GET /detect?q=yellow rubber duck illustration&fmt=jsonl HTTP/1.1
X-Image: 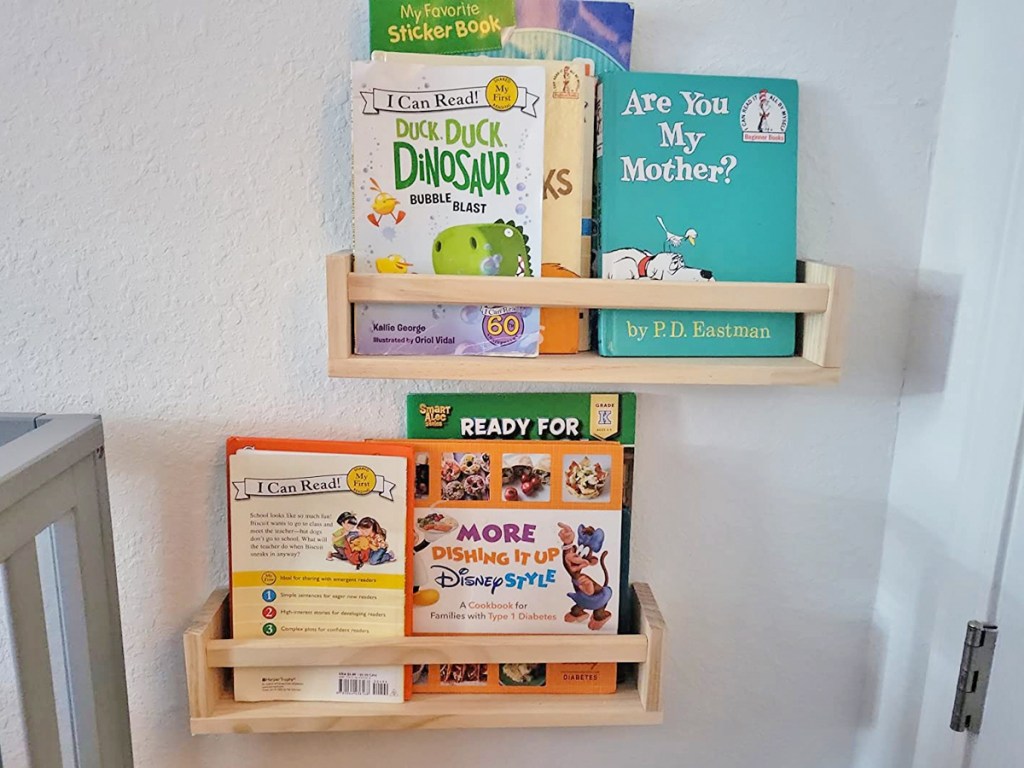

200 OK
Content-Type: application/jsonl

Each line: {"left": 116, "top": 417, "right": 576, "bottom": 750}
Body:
{"left": 367, "top": 177, "right": 406, "bottom": 227}
{"left": 375, "top": 255, "right": 414, "bottom": 274}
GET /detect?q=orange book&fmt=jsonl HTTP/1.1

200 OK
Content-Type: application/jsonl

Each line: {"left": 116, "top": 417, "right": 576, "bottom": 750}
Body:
{"left": 226, "top": 437, "right": 414, "bottom": 702}
{"left": 540, "top": 263, "right": 589, "bottom": 355}
{"left": 378, "top": 439, "right": 623, "bottom": 694}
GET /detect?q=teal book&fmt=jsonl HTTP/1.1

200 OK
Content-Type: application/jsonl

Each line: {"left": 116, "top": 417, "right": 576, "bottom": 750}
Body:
{"left": 595, "top": 72, "right": 798, "bottom": 356}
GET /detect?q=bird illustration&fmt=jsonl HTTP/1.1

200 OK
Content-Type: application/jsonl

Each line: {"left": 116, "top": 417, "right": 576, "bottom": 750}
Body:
{"left": 375, "top": 254, "right": 414, "bottom": 274}
{"left": 657, "top": 216, "right": 697, "bottom": 248}
{"left": 367, "top": 178, "right": 406, "bottom": 227}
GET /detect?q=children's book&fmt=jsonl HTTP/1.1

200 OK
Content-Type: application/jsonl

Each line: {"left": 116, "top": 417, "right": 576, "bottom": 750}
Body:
{"left": 227, "top": 437, "right": 414, "bottom": 703}
{"left": 379, "top": 438, "right": 623, "bottom": 694}
{"left": 374, "top": 51, "right": 597, "bottom": 353}
{"left": 595, "top": 72, "right": 799, "bottom": 357}
{"left": 479, "top": 1, "right": 635, "bottom": 77}
{"left": 352, "top": 59, "right": 546, "bottom": 357}
{"left": 406, "top": 391, "right": 636, "bottom": 631}
{"left": 410, "top": 658, "right": 615, "bottom": 694}
{"left": 369, "top": 0, "right": 516, "bottom": 56}
{"left": 366, "top": 0, "right": 634, "bottom": 78}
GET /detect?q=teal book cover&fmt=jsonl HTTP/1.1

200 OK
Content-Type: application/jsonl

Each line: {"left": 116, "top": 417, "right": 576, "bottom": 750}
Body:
{"left": 595, "top": 72, "right": 798, "bottom": 357}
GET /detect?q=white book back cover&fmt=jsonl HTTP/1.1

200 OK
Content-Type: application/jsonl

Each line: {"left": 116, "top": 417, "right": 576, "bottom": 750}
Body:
{"left": 229, "top": 447, "right": 409, "bottom": 703}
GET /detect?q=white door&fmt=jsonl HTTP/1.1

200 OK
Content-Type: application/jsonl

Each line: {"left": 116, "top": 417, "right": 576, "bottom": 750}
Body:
{"left": 898, "top": 177, "right": 1024, "bottom": 767}
{"left": 968, "top": 460, "right": 1024, "bottom": 766}
{"left": 855, "top": 0, "right": 1024, "bottom": 764}
{"left": 903, "top": 38, "right": 1024, "bottom": 768}
{"left": 906, "top": 116, "right": 1024, "bottom": 768}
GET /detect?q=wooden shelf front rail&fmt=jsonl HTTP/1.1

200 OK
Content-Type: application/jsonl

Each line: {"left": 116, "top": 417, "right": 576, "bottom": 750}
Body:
{"left": 184, "top": 582, "right": 666, "bottom": 733}
{"left": 348, "top": 271, "right": 830, "bottom": 313}
{"left": 208, "top": 633, "right": 648, "bottom": 668}
{"left": 326, "top": 253, "right": 853, "bottom": 386}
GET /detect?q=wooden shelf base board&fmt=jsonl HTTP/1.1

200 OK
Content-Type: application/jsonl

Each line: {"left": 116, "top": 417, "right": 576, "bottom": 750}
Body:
{"left": 329, "top": 350, "right": 840, "bottom": 386}
{"left": 191, "top": 686, "right": 662, "bottom": 734}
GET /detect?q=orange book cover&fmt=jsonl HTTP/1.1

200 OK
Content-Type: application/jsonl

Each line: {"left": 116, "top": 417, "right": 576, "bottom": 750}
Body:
{"left": 378, "top": 439, "right": 623, "bottom": 694}
{"left": 226, "top": 436, "right": 415, "bottom": 702}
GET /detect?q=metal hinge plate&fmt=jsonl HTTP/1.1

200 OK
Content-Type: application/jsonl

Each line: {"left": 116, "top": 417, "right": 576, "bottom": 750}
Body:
{"left": 950, "top": 621, "right": 999, "bottom": 734}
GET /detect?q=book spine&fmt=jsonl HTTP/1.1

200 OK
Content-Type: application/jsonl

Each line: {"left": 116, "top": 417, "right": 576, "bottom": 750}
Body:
{"left": 593, "top": 79, "right": 613, "bottom": 355}
{"left": 593, "top": 80, "right": 605, "bottom": 264}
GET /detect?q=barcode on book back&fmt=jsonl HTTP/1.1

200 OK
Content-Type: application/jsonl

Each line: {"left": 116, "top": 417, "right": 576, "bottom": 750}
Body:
{"left": 338, "top": 676, "right": 391, "bottom": 697}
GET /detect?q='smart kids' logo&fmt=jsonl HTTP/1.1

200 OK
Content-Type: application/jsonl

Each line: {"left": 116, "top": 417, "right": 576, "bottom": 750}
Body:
{"left": 739, "top": 89, "right": 789, "bottom": 143}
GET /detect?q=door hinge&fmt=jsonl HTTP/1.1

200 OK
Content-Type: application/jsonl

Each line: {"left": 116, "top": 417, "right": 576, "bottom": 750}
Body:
{"left": 950, "top": 621, "right": 998, "bottom": 734}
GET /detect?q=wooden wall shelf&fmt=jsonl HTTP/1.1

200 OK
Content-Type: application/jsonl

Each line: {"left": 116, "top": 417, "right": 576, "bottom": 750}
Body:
{"left": 184, "top": 583, "right": 665, "bottom": 734}
{"left": 326, "top": 253, "right": 852, "bottom": 386}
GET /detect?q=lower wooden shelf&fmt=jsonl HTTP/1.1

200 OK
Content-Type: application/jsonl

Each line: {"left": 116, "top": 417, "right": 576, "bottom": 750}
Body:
{"left": 185, "top": 583, "right": 665, "bottom": 734}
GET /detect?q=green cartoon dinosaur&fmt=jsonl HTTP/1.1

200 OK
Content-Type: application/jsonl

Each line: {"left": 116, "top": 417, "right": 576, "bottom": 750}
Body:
{"left": 431, "top": 220, "right": 533, "bottom": 277}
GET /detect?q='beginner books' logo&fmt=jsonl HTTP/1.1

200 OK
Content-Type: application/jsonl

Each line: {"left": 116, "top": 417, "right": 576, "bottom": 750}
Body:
{"left": 739, "top": 89, "right": 790, "bottom": 143}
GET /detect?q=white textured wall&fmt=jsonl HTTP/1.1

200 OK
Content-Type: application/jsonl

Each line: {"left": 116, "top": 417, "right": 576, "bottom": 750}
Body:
{"left": 0, "top": 1, "right": 953, "bottom": 766}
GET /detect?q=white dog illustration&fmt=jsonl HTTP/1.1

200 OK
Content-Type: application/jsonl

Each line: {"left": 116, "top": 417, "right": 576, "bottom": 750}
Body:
{"left": 603, "top": 246, "right": 714, "bottom": 282}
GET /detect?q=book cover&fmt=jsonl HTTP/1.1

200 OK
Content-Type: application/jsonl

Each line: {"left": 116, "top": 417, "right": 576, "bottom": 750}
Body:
{"left": 539, "top": 58, "right": 596, "bottom": 353}
{"left": 479, "top": 0, "right": 635, "bottom": 77}
{"left": 380, "top": 438, "right": 623, "bottom": 694}
{"left": 374, "top": 51, "right": 596, "bottom": 353}
{"left": 227, "top": 437, "right": 414, "bottom": 703}
{"left": 595, "top": 72, "right": 799, "bottom": 357}
{"left": 352, "top": 59, "right": 547, "bottom": 356}
{"left": 410, "top": 658, "right": 616, "bottom": 694}
{"left": 369, "top": 0, "right": 516, "bottom": 55}
{"left": 367, "top": 1, "right": 634, "bottom": 77}
{"left": 406, "top": 391, "right": 636, "bottom": 631}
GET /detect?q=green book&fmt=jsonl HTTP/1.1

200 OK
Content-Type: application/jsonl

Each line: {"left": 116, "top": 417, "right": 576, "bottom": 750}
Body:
{"left": 406, "top": 392, "right": 637, "bottom": 635}
{"left": 369, "top": 0, "right": 515, "bottom": 55}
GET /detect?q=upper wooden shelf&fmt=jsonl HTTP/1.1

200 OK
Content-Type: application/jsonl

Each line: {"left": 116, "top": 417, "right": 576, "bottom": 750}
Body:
{"left": 327, "top": 253, "right": 852, "bottom": 386}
